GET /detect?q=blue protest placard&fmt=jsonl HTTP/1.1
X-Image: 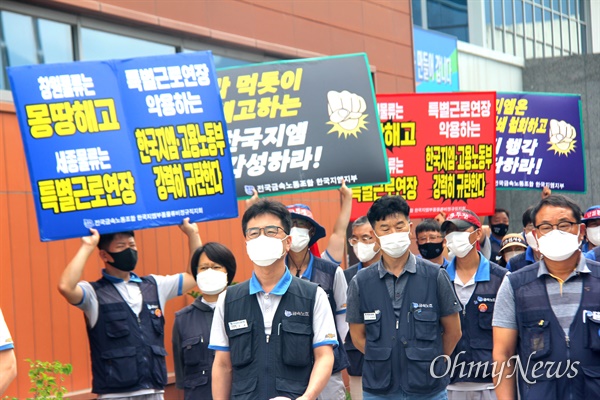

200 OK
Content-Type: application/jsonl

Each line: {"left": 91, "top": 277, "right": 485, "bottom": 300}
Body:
{"left": 495, "top": 93, "right": 586, "bottom": 193}
{"left": 217, "top": 53, "right": 389, "bottom": 198}
{"left": 8, "top": 51, "right": 238, "bottom": 241}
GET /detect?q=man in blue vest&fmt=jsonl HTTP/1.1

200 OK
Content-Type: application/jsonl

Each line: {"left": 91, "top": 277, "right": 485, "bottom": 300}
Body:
{"left": 582, "top": 205, "right": 600, "bottom": 261}
{"left": 441, "top": 210, "right": 508, "bottom": 399}
{"left": 493, "top": 194, "right": 600, "bottom": 399}
{"left": 345, "top": 216, "right": 382, "bottom": 400}
{"left": 285, "top": 203, "right": 350, "bottom": 400}
{"left": 416, "top": 219, "right": 449, "bottom": 268}
{"left": 210, "top": 199, "right": 337, "bottom": 400}
{"left": 346, "top": 195, "right": 462, "bottom": 399}
{"left": 506, "top": 206, "right": 542, "bottom": 272}
{"left": 57, "top": 219, "right": 200, "bottom": 399}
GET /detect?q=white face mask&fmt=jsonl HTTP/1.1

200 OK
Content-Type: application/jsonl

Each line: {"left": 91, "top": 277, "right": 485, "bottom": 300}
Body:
{"left": 196, "top": 269, "right": 228, "bottom": 295}
{"left": 525, "top": 231, "right": 538, "bottom": 251}
{"left": 537, "top": 229, "right": 581, "bottom": 261}
{"left": 246, "top": 235, "right": 286, "bottom": 267}
{"left": 446, "top": 231, "right": 476, "bottom": 258}
{"left": 587, "top": 226, "right": 600, "bottom": 247}
{"left": 353, "top": 242, "right": 379, "bottom": 263}
{"left": 290, "top": 227, "right": 311, "bottom": 252}
{"left": 503, "top": 250, "right": 523, "bottom": 263}
{"left": 375, "top": 231, "right": 411, "bottom": 258}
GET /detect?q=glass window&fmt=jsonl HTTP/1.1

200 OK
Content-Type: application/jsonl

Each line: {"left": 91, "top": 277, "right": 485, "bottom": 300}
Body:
{"left": 525, "top": 2, "right": 534, "bottom": 37}
{"left": 427, "top": 0, "right": 469, "bottom": 42}
{"left": 412, "top": 0, "right": 423, "bottom": 26}
{"left": 81, "top": 28, "right": 175, "bottom": 61}
{"left": 1, "top": 11, "right": 37, "bottom": 67}
{"left": 38, "top": 19, "right": 74, "bottom": 64}
{"left": 494, "top": 0, "right": 503, "bottom": 27}
{"left": 504, "top": 0, "right": 514, "bottom": 27}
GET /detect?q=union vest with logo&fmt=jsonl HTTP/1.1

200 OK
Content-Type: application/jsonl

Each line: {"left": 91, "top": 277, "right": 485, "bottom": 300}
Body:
{"left": 224, "top": 277, "right": 318, "bottom": 400}
{"left": 88, "top": 276, "right": 167, "bottom": 394}
{"left": 509, "top": 259, "right": 600, "bottom": 399}
{"left": 173, "top": 300, "right": 214, "bottom": 400}
{"left": 451, "top": 261, "right": 507, "bottom": 384}
{"left": 308, "top": 256, "right": 350, "bottom": 374}
{"left": 356, "top": 259, "right": 449, "bottom": 395}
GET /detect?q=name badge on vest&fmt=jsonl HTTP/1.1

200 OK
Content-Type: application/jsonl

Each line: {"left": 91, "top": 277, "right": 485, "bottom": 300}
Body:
{"left": 364, "top": 310, "right": 380, "bottom": 321}
{"left": 584, "top": 310, "right": 600, "bottom": 323}
{"left": 228, "top": 319, "right": 248, "bottom": 330}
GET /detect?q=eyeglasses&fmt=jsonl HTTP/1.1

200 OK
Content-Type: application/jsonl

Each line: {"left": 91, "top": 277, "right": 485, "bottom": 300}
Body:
{"left": 348, "top": 237, "right": 374, "bottom": 246}
{"left": 245, "top": 225, "right": 287, "bottom": 239}
{"left": 416, "top": 235, "right": 443, "bottom": 245}
{"left": 198, "top": 264, "right": 225, "bottom": 272}
{"left": 535, "top": 221, "right": 578, "bottom": 235}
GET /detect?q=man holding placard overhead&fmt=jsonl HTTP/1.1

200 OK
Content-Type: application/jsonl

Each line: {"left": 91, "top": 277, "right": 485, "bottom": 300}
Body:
{"left": 57, "top": 219, "right": 200, "bottom": 400}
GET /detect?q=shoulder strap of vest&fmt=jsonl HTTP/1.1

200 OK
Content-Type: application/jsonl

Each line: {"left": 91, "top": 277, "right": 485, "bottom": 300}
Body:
{"left": 312, "top": 257, "right": 338, "bottom": 275}
{"left": 489, "top": 262, "right": 509, "bottom": 279}
{"left": 225, "top": 280, "right": 250, "bottom": 303}
{"left": 587, "top": 258, "right": 600, "bottom": 278}
{"left": 507, "top": 263, "right": 539, "bottom": 289}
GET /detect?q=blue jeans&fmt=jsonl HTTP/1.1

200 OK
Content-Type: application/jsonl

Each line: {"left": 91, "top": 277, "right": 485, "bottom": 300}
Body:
{"left": 363, "top": 388, "right": 448, "bottom": 400}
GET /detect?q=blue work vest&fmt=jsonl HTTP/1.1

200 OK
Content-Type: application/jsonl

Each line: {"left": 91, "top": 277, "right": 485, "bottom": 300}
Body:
{"left": 356, "top": 261, "right": 448, "bottom": 395}
{"left": 344, "top": 263, "right": 364, "bottom": 376}
{"left": 450, "top": 262, "right": 507, "bottom": 384}
{"left": 88, "top": 276, "right": 167, "bottom": 395}
{"left": 309, "top": 256, "right": 350, "bottom": 374}
{"left": 509, "top": 260, "right": 600, "bottom": 399}
{"left": 510, "top": 251, "right": 535, "bottom": 272}
{"left": 173, "top": 299, "right": 214, "bottom": 400}
{"left": 224, "top": 277, "right": 318, "bottom": 400}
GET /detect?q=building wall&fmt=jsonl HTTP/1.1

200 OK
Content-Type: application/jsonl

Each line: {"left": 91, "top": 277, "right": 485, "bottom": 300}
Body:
{"left": 457, "top": 41, "right": 524, "bottom": 92}
{"left": 0, "top": 0, "right": 415, "bottom": 397}
{"left": 497, "top": 53, "right": 600, "bottom": 229}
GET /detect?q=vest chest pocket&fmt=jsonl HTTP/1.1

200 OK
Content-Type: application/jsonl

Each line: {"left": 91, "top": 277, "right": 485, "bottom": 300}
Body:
{"left": 523, "top": 319, "right": 551, "bottom": 359}
{"left": 105, "top": 311, "right": 129, "bottom": 339}
{"left": 364, "top": 311, "right": 381, "bottom": 342}
{"left": 101, "top": 346, "right": 138, "bottom": 388}
{"left": 228, "top": 323, "right": 253, "bottom": 367}
{"left": 182, "top": 336, "right": 206, "bottom": 367}
{"left": 584, "top": 311, "right": 600, "bottom": 351}
{"left": 150, "top": 312, "right": 164, "bottom": 336}
{"left": 281, "top": 320, "right": 312, "bottom": 367}
{"left": 413, "top": 309, "right": 438, "bottom": 341}
{"left": 478, "top": 307, "right": 494, "bottom": 330}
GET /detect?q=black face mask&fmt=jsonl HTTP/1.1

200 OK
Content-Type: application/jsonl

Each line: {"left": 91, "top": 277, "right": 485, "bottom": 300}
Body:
{"left": 491, "top": 224, "right": 509, "bottom": 237}
{"left": 418, "top": 242, "right": 444, "bottom": 260}
{"left": 107, "top": 248, "right": 138, "bottom": 272}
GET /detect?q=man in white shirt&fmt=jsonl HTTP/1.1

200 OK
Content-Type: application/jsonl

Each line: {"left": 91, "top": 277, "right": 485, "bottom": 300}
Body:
{"left": 57, "top": 219, "right": 199, "bottom": 399}
{"left": 210, "top": 199, "right": 336, "bottom": 400}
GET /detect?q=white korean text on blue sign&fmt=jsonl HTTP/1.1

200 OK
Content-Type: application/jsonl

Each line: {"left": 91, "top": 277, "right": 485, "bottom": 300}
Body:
{"left": 8, "top": 51, "right": 238, "bottom": 241}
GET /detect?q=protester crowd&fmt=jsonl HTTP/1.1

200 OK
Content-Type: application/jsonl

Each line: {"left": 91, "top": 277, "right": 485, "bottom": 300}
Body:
{"left": 3, "top": 184, "right": 599, "bottom": 400}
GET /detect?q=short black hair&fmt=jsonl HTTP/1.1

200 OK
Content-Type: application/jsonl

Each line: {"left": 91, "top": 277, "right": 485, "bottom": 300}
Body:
{"left": 522, "top": 206, "right": 534, "bottom": 227}
{"left": 531, "top": 194, "right": 582, "bottom": 226}
{"left": 190, "top": 242, "right": 237, "bottom": 285}
{"left": 367, "top": 195, "right": 410, "bottom": 227}
{"left": 98, "top": 231, "right": 135, "bottom": 251}
{"left": 488, "top": 208, "right": 510, "bottom": 224}
{"left": 416, "top": 219, "right": 442, "bottom": 236}
{"left": 352, "top": 215, "right": 369, "bottom": 229}
{"left": 242, "top": 199, "right": 292, "bottom": 236}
